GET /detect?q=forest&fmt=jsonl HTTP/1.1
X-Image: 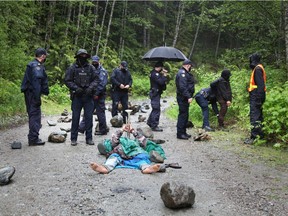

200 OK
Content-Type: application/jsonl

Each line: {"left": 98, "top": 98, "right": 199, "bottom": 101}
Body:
{"left": 0, "top": 1, "right": 287, "bottom": 146}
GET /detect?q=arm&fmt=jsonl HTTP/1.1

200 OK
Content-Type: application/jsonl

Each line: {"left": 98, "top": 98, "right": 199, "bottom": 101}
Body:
{"left": 254, "top": 67, "right": 265, "bottom": 94}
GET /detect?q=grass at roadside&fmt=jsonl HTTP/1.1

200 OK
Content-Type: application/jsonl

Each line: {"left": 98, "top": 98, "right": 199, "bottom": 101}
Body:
{"left": 166, "top": 103, "right": 288, "bottom": 169}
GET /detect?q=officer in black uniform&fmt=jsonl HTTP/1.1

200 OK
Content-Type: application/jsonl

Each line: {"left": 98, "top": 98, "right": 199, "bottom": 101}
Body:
{"left": 194, "top": 87, "right": 219, "bottom": 131}
{"left": 147, "top": 61, "right": 168, "bottom": 132}
{"left": 65, "top": 49, "right": 99, "bottom": 146}
{"left": 244, "top": 53, "right": 266, "bottom": 144}
{"left": 110, "top": 61, "right": 133, "bottom": 123}
{"left": 175, "top": 59, "right": 195, "bottom": 140}
{"left": 79, "top": 55, "right": 109, "bottom": 135}
{"left": 21, "top": 48, "right": 49, "bottom": 146}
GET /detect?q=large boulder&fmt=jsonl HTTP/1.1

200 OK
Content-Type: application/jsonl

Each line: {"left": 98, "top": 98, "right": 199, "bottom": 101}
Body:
{"left": 160, "top": 181, "right": 196, "bottom": 209}
{"left": 0, "top": 166, "right": 16, "bottom": 185}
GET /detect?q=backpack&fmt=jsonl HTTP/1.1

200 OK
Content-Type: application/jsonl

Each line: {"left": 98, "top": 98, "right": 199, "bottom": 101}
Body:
{"left": 210, "top": 78, "right": 220, "bottom": 96}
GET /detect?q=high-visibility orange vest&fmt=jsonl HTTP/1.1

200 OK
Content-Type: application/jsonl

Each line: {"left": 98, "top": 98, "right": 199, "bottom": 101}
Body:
{"left": 248, "top": 64, "right": 266, "bottom": 92}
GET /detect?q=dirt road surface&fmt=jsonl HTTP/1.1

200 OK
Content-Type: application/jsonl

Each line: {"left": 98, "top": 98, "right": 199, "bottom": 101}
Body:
{"left": 1, "top": 98, "right": 287, "bottom": 216}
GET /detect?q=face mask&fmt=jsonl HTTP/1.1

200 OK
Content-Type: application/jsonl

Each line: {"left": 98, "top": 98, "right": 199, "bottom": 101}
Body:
{"left": 92, "top": 63, "right": 99, "bottom": 69}
{"left": 77, "top": 57, "right": 87, "bottom": 66}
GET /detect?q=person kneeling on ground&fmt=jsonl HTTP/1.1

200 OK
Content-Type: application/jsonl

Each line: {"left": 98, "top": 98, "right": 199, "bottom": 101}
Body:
{"left": 90, "top": 124, "right": 166, "bottom": 174}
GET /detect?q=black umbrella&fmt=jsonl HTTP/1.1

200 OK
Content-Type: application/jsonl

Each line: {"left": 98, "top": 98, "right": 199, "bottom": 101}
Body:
{"left": 142, "top": 46, "right": 187, "bottom": 62}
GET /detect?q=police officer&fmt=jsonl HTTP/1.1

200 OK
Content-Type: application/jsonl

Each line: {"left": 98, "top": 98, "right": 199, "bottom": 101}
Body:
{"left": 194, "top": 87, "right": 219, "bottom": 132}
{"left": 110, "top": 61, "right": 133, "bottom": 123}
{"left": 244, "top": 53, "right": 266, "bottom": 144}
{"left": 147, "top": 61, "right": 168, "bottom": 132}
{"left": 79, "top": 55, "right": 109, "bottom": 135}
{"left": 175, "top": 59, "right": 195, "bottom": 140}
{"left": 21, "top": 47, "right": 49, "bottom": 146}
{"left": 65, "top": 49, "right": 99, "bottom": 146}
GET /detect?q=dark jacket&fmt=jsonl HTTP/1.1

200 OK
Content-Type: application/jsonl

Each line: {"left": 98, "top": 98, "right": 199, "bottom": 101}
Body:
{"left": 175, "top": 67, "right": 195, "bottom": 99}
{"left": 94, "top": 64, "right": 108, "bottom": 96}
{"left": 149, "top": 69, "right": 167, "bottom": 95}
{"left": 64, "top": 61, "right": 98, "bottom": 95}
{"left": 21, "top": 59, "right": 49, "bottom": 101}
{"left": 211, "top": 77, "right": 232, "bottom": 102}
{"left": 110, "top": 68, "right": 133, "bottom": 92}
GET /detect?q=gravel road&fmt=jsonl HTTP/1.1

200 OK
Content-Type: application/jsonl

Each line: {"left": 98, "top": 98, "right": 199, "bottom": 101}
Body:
{"left": 0, "top": 98, "right": 287, "bottom": 216}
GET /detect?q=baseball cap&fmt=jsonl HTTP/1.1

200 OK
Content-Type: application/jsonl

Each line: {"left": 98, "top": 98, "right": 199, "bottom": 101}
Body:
{"left": 91, "top": 55, "right": 100, "bottom": 62}
{"left": 182, "top": 59, "right": 192, "bottom": 65}
{"left": 154, "top": 61, "right": 164, "bottom": 67}
{"left": 121, "top": 61, "right": 128, "bottom": 69}
{"left": 35, "top": 48, "right": 48, "bottom": 57}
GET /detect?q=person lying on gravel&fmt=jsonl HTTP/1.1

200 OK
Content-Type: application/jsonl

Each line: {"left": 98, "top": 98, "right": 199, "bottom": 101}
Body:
{"left": 90, "top": 124, "right": 166, "bottom": 174}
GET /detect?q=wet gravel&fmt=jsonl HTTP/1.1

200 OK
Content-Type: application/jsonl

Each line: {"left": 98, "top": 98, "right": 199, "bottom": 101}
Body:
{"left": 0, "top": 98, "right": 287, "bottom": 216}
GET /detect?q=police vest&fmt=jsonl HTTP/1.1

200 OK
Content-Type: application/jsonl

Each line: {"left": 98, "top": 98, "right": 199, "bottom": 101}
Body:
{"left": 248, "top": 64, "right": 266, "bottom": 92}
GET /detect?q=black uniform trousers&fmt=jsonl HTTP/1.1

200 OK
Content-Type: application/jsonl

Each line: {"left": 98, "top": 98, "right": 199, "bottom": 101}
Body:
{"left": 176, "top": 95, "right": 189, "bottom": 136}
{"left": 250, "top": 92, "right": 265, "bottom": 139}
{"left": 24, "top": 90, "right": 42, "bottom": 142}
{"left": 147, "top": 93, "right": 161, "bottom": 129}
{"left": 111, "top": 91, "right": 128, "bottom": 123}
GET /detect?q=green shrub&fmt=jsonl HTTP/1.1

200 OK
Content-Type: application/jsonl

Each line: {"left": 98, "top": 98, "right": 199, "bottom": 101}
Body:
{"left": 263, "top": 82, "right": 288, "bottom": 144}
{"left": 0, "top": 78, "right": 25, "bottom": 116}
{"left": 46, "top": 82, "right": 70, "bottom": 104}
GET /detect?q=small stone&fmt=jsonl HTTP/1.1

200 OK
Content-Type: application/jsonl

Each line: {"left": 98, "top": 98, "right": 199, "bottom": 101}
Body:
{"left": 0, "top": 166, "right": 16, "bottom": 185}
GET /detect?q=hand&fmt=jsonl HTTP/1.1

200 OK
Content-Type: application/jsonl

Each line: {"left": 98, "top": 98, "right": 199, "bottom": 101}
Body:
{"left": 86, "top": 88, "right": 93, "bottom": 95}
{"left": 93, "top": 95, "right": 99, "bottom": 100}
{"left": 188, "top": 98, "right": 193, "bottom": 103}
{"left": 227, "top": 101, "right": 231, "bottom": 107}
{"left": 75, "top": 88, "right": 84, "bottom": 96}
{"left": 124, "top": 85, "right": 130, "bottom": 89}
{"left": 119, "top": 84, "right": 125, "bottom": 89}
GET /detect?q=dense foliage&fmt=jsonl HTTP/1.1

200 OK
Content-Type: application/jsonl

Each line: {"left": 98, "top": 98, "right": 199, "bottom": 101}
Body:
{"left": 0, "top": 1, "right": 287, "bottom": 146}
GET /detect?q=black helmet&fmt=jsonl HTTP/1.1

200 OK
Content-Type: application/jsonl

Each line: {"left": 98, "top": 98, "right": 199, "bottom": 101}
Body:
{"left": 74, "top": 49, "right": 91, "bottom": 58}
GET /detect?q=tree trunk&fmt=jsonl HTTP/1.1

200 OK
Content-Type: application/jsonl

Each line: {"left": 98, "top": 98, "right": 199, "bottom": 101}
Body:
{"left": 215, "top": 19, "right": 222, "bottom": 59}
{"left": 91, "top": 1, "right": 99, "bottom": 54}
{"left": 162, "top": 1, "right": 168, "bottom": 46}
{"left": 285, "top": 2, "right": 288, "bottom": 78}
{"left": 172, "top": 1, "right": 185, "bottom": 47}
{"left": 189, "top": 2, "right": 205, "bottom": 59}
{"left": 44, "top": 1, "right": 55, "bottom": 48}
{"left": 96, "top": 0, "right": 109, "bottom": 55}
{"left": 102, "top": 0, "right": 116, "bottom": 60}
{"left": 74, "top": 2, "right": 82, "bottom": 48}
{"left": 119, "top": 0, "right": 127, "bottom": 59}
{"left": 65, "top": 1, "right": 72, "bottom": 38}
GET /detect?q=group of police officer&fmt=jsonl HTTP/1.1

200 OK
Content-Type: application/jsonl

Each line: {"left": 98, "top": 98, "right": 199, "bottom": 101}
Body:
{"left": 21, "top": 47, "right": 266, "bottom": 146}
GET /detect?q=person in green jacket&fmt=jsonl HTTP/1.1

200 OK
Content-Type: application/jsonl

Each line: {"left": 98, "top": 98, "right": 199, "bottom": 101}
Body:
{"left": 90, "top": 124, "right": 166, "bottom": 174}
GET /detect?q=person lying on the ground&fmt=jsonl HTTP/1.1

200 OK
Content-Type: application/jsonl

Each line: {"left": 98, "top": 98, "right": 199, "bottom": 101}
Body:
{"left": 90, "top": 124, "right": 166, "bottom": 174}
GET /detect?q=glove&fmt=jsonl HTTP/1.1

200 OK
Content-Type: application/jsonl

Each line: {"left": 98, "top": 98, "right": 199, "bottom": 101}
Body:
{"left": 93, "top": 95, "right": 99, "bottom": 100}
{"left": 86, "top": 88, "right": 93, "bottom": 96}
{"left": 75, "top": 88, "right": 84, "bottom": 96}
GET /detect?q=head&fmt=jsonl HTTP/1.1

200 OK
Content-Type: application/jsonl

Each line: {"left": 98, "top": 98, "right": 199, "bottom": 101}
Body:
{"left": 249, "top": 53, "right": 261, "bottom": 70}
{"left": 120, "top": 61, "right": 128, "bottom": 71}
{"left": 154, "top": 61, "right": 164, "bottom": 71}
{"left": 221, "top": 69, "right": 231, "bottom": 81}
{"left": 91, "top": 55, "right": 100, "bottom": 68}
{"left": 182, "top": 59, "right": 193, "bottom": 72}
{"left": 75, "top": 49, "right": 91, "bottom": 65}
{"left": 35, "top": 48, "right": 48, "bottom": 63}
